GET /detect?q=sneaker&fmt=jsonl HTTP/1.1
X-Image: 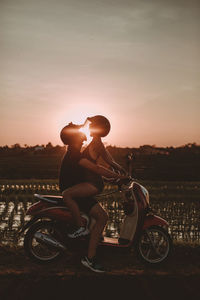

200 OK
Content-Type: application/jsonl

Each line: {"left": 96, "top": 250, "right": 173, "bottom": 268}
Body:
{"left": 81, "top": 256, "right": 105, "bottom": 273}
{"left": 67, "top": 226, "right": 89, "bottom": 238}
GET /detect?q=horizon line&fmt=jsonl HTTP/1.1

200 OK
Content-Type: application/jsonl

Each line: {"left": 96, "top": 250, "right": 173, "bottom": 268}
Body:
{"left": 0, "top": 142, "right": 199, "bottom": 149}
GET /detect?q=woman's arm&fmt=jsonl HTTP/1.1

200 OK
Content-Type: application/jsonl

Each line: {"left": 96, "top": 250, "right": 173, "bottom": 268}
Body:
{"left": 79, "top": 158, "right": 128, "bottom": 180}
{"left": 102, "top": 148, "right": 127, "bottom": 173}
{"left": 93, "top": 140, "right": 127, "bottom": 174}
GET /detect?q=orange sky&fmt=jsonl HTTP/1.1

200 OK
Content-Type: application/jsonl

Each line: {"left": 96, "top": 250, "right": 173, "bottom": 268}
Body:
{"left": 0, "top": 0, "right": 200, "bottom": 147}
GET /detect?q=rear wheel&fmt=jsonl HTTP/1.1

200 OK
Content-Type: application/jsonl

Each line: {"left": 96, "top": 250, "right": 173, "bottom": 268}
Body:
{"left": 137, "top": 226, "right": 172, "bottom": 264}
{"left": 24, "top": 221, "right": 64, "bottom": 264}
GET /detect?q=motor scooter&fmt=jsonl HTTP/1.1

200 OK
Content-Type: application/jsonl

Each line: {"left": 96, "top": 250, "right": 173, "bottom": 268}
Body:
{"left": 19, "top": 178, "right": 172, "bottom": 265}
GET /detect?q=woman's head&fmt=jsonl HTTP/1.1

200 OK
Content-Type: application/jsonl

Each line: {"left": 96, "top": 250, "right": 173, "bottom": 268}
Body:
{"left": 60, "top": 122, "right": 87, "bottom": 146}
{"left": 88, "top": 115, "right": 111, "bottom": 137}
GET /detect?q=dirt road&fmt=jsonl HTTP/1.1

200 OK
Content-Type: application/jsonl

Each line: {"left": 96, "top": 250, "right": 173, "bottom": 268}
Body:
{"left": 0, "top": 244, "right": 199, "bottom": 300}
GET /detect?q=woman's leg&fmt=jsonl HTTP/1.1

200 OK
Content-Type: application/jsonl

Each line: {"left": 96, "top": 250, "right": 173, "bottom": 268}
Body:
{"left": 88, "top": 203, "right": 108, "bottom": 259}
{"left": 62, "top": 182, "right": 99, "bottom": 227}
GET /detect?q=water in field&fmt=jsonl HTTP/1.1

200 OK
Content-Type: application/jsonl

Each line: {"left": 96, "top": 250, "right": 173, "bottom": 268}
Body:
{"left": 0, "top": 181, "right": 200, "bottom": 246}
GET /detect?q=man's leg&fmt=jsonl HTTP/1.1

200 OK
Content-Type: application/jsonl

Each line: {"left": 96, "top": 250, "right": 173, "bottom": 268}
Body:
{"left": 87, "top": 203, "right": 108, "bottom": 259}
{"left": 62, "top": 183, "right": 98, "bottom": 227}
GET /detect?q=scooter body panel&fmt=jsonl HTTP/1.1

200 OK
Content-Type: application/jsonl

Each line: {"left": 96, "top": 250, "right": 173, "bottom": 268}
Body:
{"left": 26, "top": 201, "right": 74, "bottom": 223}
{"left": 38, "top": 207, "right": 74, "bottom": 223}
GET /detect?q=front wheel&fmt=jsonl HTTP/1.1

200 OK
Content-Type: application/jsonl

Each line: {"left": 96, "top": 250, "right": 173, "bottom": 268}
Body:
{"left": 24, "top": 220, "right": 64, "bottom": 264}
{"left": 136, "top": 226, "right": 172, "bottom": 264}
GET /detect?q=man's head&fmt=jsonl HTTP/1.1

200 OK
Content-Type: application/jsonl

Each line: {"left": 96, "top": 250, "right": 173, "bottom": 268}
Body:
{"left": 60, "top": 122, "right": 87, "bottom": 146}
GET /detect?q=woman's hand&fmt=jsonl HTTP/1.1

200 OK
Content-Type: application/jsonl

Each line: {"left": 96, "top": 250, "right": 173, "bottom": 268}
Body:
{"left": 118, "top": 174, "right": 130, "bottom": 180}
{"left": 114, "top": 165, "right": 128, "bottom": 176}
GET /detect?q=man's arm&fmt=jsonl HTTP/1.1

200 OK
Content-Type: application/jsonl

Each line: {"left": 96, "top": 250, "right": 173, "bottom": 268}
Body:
{"left": 79, "top": 158, "right": 128, "bottom": 179}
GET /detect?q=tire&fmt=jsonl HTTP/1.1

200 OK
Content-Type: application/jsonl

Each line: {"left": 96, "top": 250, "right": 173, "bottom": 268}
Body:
{"left": 136, "top": 225, "right": 173, "bottom": 264}
{"left": 24, "top": 220, "right": 63, "bottom": 264}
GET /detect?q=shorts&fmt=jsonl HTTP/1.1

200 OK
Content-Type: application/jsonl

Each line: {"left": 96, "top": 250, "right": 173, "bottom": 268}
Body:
{"left": 61, "top": 187, "right": 98, "bottom": 214}
{"left": 75, "top": 196, "right": 98, "bottom": 214}
{"left": 83, "top": 171, "right": 104, "bottom": 193}
{"left": 60, "top": 178, "right": 104, "bottom": 195}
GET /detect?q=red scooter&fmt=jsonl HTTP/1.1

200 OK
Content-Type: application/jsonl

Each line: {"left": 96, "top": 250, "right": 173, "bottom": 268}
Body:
{"left": 20, "top": 179, "right": 172, "bottom": 265}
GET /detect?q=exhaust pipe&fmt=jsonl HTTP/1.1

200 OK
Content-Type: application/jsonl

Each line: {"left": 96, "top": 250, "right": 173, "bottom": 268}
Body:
{"left": 34, "top": 232, "right": 66, "bottom": 251}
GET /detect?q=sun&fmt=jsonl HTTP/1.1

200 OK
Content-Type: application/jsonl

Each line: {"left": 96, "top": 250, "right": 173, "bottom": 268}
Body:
{"left": 79, "top": 122, "right": 92, "bottom": 144}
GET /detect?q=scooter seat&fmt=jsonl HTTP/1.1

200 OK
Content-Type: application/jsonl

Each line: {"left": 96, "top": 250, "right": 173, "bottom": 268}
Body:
{"left": 34, "top": 194, "right": 64, "bottom": 205}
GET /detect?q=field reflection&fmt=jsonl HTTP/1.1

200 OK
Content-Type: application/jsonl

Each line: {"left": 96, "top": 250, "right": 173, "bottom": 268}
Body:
{"left": 0, "top": 181, "right": 200, "bottom": 246}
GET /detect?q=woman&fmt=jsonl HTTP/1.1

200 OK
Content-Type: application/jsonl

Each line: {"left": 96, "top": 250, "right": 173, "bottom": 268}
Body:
{"left": 59, "top": 122, "right": 128, "bottom": 272}
{"left": 82, "top": 115, "right": 127, "bottom": 182}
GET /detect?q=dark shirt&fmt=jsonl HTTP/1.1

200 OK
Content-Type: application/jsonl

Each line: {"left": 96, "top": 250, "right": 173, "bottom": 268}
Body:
{"left": 59, "top": 143, "right": 104, "bottom": 193}
{"left": 59, "top": 146, "right": 84, "bottom": 192}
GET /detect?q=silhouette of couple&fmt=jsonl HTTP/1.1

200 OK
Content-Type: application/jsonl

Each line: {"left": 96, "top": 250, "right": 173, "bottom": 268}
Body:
{"left": 59, "top": 115, "right": 128, "bottom": 272}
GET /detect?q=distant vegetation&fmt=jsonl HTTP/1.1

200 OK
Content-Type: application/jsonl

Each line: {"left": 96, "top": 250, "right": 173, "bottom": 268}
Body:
{"left": 0, "top": 142, "right": 200, "bottom": 180}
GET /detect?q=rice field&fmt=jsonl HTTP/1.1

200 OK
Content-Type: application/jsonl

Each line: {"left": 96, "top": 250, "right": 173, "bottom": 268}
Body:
{"left": 0, "top": 179, "right": 200, "bottom": 246}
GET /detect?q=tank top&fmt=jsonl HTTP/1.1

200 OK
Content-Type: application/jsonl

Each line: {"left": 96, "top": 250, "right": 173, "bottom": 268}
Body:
{"left": 82, "top": 145, "right": 98, "bottom": 163}
{"left": 81, "top": 145, "right": 104, "bottom": 192}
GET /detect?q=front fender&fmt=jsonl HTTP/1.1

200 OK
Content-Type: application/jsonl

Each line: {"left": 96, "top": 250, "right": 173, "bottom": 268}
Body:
{"left": 143, "top": 214, "right": 169, "bottom": 230}
{"left": 18, "top": 216, "right": 40, "bottom": 234}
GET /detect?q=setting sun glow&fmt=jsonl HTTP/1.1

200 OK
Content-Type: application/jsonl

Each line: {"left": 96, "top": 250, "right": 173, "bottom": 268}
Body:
{"left": 79, "top": 123, "right": 92, "bottom": 145}
{"left": 1, "top": 1, "right": 199, "bottom": 148}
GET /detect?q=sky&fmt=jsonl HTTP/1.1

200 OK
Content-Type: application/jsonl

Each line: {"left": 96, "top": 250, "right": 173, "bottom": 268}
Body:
{"left": 0, "top": 0, "right": 199, "bottom": 148}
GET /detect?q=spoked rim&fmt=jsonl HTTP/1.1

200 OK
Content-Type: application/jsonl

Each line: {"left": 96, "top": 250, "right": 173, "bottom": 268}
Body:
{"left": 138, "top": 226, "right": 170, "bottom": 263}
{"left": 29, "top": 224, "right": 61, "bottom": 261}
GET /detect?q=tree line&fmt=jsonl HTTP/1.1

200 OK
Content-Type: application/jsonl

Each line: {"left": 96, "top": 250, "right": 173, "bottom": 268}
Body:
{"left": 0, "top": 143, "right": 199, "bottom": 180}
